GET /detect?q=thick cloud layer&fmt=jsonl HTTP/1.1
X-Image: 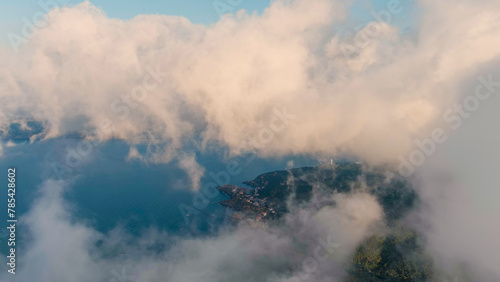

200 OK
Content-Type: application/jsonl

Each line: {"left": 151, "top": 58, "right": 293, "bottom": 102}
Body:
{"left": 409, "top": 63, "right": 500, "bottom": 281}
{"left": 2, "top": 0, "right": 500, "bottom": 281}
{"left": 2, "top": 0, "right": 499, "bottom": 163}
{"left": 0, "top": 180, "right": 383, "bottom": 282}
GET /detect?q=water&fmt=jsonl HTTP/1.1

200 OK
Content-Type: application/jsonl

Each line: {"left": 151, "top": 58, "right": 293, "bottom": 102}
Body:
{"left": 0, "top": 139, "right": 319, "bottom": 254}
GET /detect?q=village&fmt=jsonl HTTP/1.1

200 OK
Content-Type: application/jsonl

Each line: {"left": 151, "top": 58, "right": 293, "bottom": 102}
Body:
{"left": 216, "top": 184, "right": 283, "bottom": 228}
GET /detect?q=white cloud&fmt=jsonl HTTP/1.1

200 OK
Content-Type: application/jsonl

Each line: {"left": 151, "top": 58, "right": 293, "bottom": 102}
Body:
{"left": 2, "top": 0, "right": 500, "bottom": 280}
{"left": 177, "top": 153, "right": 205, "bottom": 191}
{"left": 2, "top": 0, "right": 499, "bottom": 164}
{"left": 410, "top": 64, "right": 500, "bottom": 281}
{"left": 0, "top": 179, "right": 383, "bottom": 282}
{"left": 3, "top": 180, "right": 103, "bottom": 282}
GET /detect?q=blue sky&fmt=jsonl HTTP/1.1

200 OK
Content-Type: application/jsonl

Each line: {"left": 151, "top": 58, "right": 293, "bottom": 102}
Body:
{"left": 0, "top": 0, "right": 416, "bottom": 46}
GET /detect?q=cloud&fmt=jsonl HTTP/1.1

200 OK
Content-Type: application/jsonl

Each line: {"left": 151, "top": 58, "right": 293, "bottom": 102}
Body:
{"left": 314, "top": 192, "right": 383, "bottom": 260}
{"left": 409, "top": 65, "right": 500, "bottom": 281}
{"left": 2, "top": 180, "right": 103, "bottom": 282}
{"left": 2, "top": 0, "right": 499, "bottom": 164}
{"left": 177, "top": 153, "right": 205, "bottom": 191}
{"left": 0, "top": 179, "right": 383, "bottom": 282}
{"left": 2, "top": 0, "right": 500, "bottom": 280}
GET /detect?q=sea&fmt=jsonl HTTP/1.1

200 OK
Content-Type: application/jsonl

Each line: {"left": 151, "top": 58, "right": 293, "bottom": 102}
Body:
{"left": 0, "top": 139, "right": 318, "bottom": 255}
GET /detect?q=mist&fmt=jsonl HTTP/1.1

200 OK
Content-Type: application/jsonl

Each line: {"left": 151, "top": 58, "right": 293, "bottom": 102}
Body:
{"left": 1, "top": 0, "right": 500, "bottom": 281}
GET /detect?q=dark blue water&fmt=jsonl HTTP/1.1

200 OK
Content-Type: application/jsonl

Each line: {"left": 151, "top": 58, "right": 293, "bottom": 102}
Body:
{"left": 0, "top": 139, "right": 318, "bottom": 254}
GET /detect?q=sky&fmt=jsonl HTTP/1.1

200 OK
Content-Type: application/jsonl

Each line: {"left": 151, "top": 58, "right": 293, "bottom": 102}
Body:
{"left": 0, "top": 0, "right": 269, "bottom": 46}
{"left": 0, "top": 0, "right": 416, "bottom": 46}
{"left": 1, "top": 0, "right": 499, "bottom": 281}
{"left": 0, "top": 0, "right": 269, "bottom": 24}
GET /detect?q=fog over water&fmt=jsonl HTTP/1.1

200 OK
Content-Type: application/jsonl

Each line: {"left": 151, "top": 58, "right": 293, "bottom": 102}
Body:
{"left": 0, "top": 0, "right": 500, "bottom": 281}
